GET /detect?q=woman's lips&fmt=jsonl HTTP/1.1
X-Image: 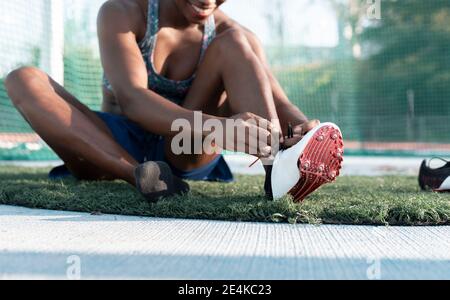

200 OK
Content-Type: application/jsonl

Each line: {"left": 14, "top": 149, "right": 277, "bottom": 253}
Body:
{"left": 188, "top": 1, "right": 215, "bottom": 18}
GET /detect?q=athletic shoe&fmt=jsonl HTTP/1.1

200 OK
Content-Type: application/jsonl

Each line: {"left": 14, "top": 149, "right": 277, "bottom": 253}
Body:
{"left": 271, "top": 122, "right": 344, "bottom": 202}
{"left": 48, "top": 165, "right": 73, "bottom": 180}
{"left": 135, "top": 161, "right": 190, "bottom": 203}
{"left": 419, "top": 158, "right": 450, "bottom": 192}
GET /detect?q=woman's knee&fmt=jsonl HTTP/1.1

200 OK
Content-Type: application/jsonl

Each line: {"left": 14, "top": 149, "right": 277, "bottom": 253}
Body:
{"left": 5, "top": 66, "right": 48, "bottom": 105}
{"left": 209, "top": 28, "right": 254, "bottom": 59}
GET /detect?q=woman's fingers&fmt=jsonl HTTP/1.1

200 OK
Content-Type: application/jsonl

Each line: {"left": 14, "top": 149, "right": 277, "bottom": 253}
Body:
{"left": 248, "top": 114, "right": 283, "bottom": 156}
{"left": 225, "top": 112, "right": 281, "bottom": 157}
{"left": 237, "top": 112, "right": 278, "bottom": 157}
{"left": 222, "top": 115, "right": 322, "bottom": 155}
{"left": 247, "top": 122, "right": 272, "bottom": 157}
{"left": 281, "top": 120, "right": 321, "bottom": 150}
{"left": 301, "top": 119, "right": 321, "bottom": 135}
{"left": 253, "top": 115, "right": 275, "bottom": 133}
{"left": 282, "top": 135, "right": 303, "bottom": 148}
{"left": 240, "top": 112, "right": 275, "bottom": 133}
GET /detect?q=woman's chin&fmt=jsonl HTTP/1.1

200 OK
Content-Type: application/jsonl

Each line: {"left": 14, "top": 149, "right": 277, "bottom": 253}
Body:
{"left": 185, "top": 13, "right": 210, "bottom": 25}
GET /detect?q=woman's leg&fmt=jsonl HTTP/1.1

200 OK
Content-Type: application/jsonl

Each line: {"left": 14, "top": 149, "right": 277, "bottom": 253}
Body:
{"left": 186, "top": 30, "right": 279, "bottom": 121}
{"left": 5, "top": 67, "right": 137, "bottom": 184}
{"left": 165, "top": 29, "right": 281, "bottom": 171}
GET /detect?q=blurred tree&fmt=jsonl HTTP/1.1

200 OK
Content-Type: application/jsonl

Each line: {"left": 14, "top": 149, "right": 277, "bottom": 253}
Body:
{"left": 353, "top": 0, "right": 450, "bottom": 141}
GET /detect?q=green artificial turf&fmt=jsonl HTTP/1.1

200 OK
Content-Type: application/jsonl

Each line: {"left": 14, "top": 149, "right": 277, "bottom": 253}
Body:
{"left": 0, "top": 166, "right": 449, "bottom": 226}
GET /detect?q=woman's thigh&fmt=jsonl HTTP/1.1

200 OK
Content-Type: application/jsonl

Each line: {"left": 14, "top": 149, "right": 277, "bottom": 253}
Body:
{"left": 182, "top": 28, "right": 273, "bottom": 117}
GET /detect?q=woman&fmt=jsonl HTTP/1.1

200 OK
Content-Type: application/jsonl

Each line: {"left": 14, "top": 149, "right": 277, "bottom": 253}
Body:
{"left": 5, "top": 0, "right": 318, "bottom": 202}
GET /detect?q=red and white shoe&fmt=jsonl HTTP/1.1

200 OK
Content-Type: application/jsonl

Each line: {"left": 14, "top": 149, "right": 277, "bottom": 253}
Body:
{"left": 271, "top": 122, "right": 344, "bottom": 202}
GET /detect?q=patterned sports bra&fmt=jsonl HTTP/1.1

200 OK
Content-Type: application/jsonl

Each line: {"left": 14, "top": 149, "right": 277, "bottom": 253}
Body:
{"left": 103, "top": 0, "right": 217, "bottom": 105}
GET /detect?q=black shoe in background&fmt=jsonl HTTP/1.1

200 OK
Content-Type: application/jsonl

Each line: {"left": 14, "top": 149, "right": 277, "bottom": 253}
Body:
{"left": 419, "top": 158, "right": 450, "bottom": 192}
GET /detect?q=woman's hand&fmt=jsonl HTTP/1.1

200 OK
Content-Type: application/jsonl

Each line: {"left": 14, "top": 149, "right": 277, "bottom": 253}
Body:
{"left": 282, "top": 119, "right": 321, "bottom": 149}
{"left": 217, "top": 112, "right": 279, "bottom": 158}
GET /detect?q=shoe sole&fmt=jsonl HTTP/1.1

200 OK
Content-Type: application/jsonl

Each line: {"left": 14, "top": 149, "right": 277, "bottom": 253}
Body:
{"left": 288, "top": 125, "right": 344, "bottom": 202}
{"left": 433, "top": 189, "right": 450, "bottom": 193}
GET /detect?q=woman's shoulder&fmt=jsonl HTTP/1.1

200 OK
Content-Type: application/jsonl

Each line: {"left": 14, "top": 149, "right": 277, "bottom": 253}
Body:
{"left": 214, "top": 10, "right": 258, "bottom": 39}
{"left": 99, "top": 0, "right": 144, "bottom": 18}
{"left": 98, "top": 0, "right": 147, "bottom": 38}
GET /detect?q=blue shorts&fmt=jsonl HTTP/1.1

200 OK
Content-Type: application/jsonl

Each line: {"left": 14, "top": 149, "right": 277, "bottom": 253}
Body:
{"left": 96, "top": 112, "right": 233, "bottom": 182}
{"left": 50, "top": 112, "right": 233, "bottom": 182}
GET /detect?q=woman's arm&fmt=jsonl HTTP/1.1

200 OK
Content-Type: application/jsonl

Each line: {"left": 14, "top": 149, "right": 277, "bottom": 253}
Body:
{"left": 97, "top": 1, "right": 203, "bottom": 138}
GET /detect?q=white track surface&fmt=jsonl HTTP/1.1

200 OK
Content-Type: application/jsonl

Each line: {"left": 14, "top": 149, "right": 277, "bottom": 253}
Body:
{"left": 1, "top": 205, "right": 449, "bottom": 280}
